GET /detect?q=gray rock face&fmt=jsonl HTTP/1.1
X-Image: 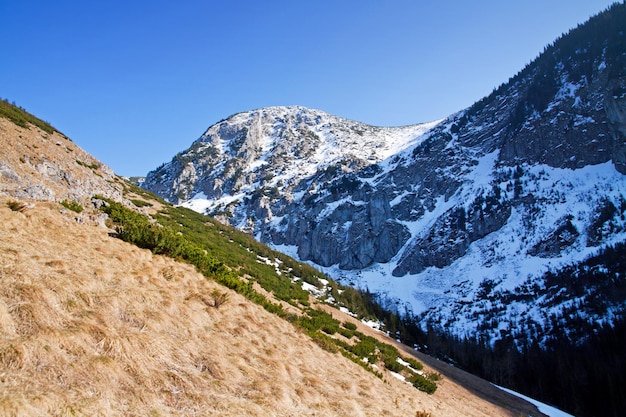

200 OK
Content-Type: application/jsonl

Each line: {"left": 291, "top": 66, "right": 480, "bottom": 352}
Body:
{"left": 393, "top": 199, "right": 512, "bottom": 276}
{"left": 0, "top": 162, "right": 20, "bottom": 183}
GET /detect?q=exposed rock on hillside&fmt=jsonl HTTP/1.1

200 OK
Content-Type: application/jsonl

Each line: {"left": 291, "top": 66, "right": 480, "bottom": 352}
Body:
{"left": 0, "top": 117, "right": 123, "bottom": 204}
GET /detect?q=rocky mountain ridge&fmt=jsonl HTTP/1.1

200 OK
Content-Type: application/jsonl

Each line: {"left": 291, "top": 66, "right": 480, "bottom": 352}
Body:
{"left": 143, "top": 4, "right": 626, "bottom": 347}
{"left": 143, "top": 105, "right": 439, "bottom": 206}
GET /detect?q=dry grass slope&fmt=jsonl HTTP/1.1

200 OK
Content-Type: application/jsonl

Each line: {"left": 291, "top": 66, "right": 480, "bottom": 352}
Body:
{"left": 0, "top": 115, "right": 534, "bottom": 416}
{"left": 0, "top": 201, "right": 520, "bottom": 416}
{"left": 0, "top": 202, "right": 392, "bottom": 415}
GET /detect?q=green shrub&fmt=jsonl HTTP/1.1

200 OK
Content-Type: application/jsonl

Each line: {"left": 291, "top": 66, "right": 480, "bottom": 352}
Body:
{"left": 383, "top": 356, "right": 405, "bottom": 373}
{"left": 60, "top": 199, "right": 83, "bottom": 213}
{"left": 0, "top": 99, "right": 56, "bottom": 133}
{"left": 407, "top": 373, "right": 437, "bottom": 394}
{"left": 403, "top": 357, "right": 424, "bottom": 371}
{"left": 339, "top": 350, "right": 383, "bottom": 379}
{"left": 311, "top": 332, "right": 339, "bottom": 353}
{"left": 425, "top": 371, "right": 441, "bottom": 382}
{"left": 350, "top": 336, "right": 377, "bottom": 360}
{"left": 75, "top": 160, "right": 100, "bottom": 170}
{"left": 208, "top": 289, "right": 229, "bottom": 309}
{"left": 130, "top": 199, "right": 152, "bottom": 208}
{"left": 342, "top": 321, "right": 357, "bottom": 331}
{"left": 297, "top": 309, "right": 340, "bottom": 335}
{"left": 338, "top": 328, "right": 354, "bottom": 339}
{"left": 122, "top": 182, "right": 168, "bottom": 204}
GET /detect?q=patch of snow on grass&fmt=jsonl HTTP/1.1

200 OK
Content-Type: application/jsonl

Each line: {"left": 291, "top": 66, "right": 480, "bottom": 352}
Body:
{"left": 390, "top": 371, "right": 406, "bottom": 382}
{"left": 361, "top": 319, "right": 382, "bottom": 330}
{"left": 495, "top": 385, "right": 574, "bottom": 417}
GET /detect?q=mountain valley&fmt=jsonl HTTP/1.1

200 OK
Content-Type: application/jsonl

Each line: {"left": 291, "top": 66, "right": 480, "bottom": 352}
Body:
{"left": 141, "top": 4, "right": 626, "bottom": 416}
{"left": 2, "top": 3, "right": 626, "bottom": 417}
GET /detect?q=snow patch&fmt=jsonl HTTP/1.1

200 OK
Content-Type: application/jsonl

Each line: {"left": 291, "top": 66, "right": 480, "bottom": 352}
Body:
{"left": 495, "top": 385, "right": 574, "bottom": 417}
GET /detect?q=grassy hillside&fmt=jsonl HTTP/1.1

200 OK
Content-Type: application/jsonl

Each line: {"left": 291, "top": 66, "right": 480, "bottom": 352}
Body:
{"left": 97, "top": 187, "right": 440, "bottom": 395}
{"left": 0, "top": 99, "right": 541, "bottom": 416}
{"left": 0, "top": 98, "right": 57, "bottom": 134}
{"left": 0, "top": 194, "right": 526, "bottom": 416}
{"left": 0, "top": 200, "right": 427, "bottom": 415}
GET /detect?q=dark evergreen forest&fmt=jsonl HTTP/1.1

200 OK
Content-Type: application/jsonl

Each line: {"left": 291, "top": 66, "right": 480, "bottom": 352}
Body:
{"left": 367, "top": 241, "right": 626, "bottom": 417}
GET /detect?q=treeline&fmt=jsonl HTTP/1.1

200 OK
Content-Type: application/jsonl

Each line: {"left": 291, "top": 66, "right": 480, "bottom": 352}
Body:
{"left": 405, "top": 316, "right": 626, "bottom": 417}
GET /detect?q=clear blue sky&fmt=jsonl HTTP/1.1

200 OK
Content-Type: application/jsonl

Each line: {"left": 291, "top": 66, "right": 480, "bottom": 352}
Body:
{"left": 0, "top": 1, "right": 618, "bottom": 176}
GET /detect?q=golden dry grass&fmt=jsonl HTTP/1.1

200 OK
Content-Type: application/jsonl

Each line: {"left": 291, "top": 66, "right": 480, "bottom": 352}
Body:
{"left": 0, "top": 199, "right": 522, "bottom": 417}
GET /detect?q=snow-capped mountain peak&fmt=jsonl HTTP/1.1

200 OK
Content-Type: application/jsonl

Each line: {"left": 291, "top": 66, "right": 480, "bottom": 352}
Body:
{"left": 144, "top": 105, "right": 441, "bottom": 220}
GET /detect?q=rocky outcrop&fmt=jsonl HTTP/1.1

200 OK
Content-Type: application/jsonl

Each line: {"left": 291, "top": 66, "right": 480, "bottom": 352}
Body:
{"left": 0, "top": 118, "right": 123, "bottom": 204}
{"left": 394, "top": 198, "right": 512, "bottom": 276}
{"left": 528, "top": 215, "right": 579, "bottom": 257}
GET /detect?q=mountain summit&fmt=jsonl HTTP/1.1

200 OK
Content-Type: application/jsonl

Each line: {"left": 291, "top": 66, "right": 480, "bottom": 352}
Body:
{"left": 143, "top": 105, "right": 439, "bottom": 207}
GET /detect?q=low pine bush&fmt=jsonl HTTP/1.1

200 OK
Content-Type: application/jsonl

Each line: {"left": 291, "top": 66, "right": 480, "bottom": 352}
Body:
{"left": 130, "top": 199, "right": 152, "bottom": 208}
{"left": 342, "top": 321, "right": 357, "bottom": 331}
{"left": 383, "top": 356, "right": 405, "bottom": 373}
{"left": 208, "top": 289, "right": 229, "bottom": 309}
{"left": 60, "top": 199, "right": 83, "bottom": 213}
{"left": 0, "top": 98, "right": 56, "bottom": 133}
{"left": 407, "top": 373, "right": 437, "bottom": 394}
{"left": 311, "top": 332, "right": 339, "bottom": 353}
{"left": 297, "top": 309, "right": 340, "bottom": 335}
{"left": 403, "top": 357, "right": 424, "bottom": 371}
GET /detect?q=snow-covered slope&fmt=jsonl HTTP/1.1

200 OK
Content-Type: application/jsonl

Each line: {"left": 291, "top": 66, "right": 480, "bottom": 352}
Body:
{"left": 319, "top": 159, "right": 625, "bottom": 345}
{"left": 143, "top": 4, "right": 626, "bottom": 347}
